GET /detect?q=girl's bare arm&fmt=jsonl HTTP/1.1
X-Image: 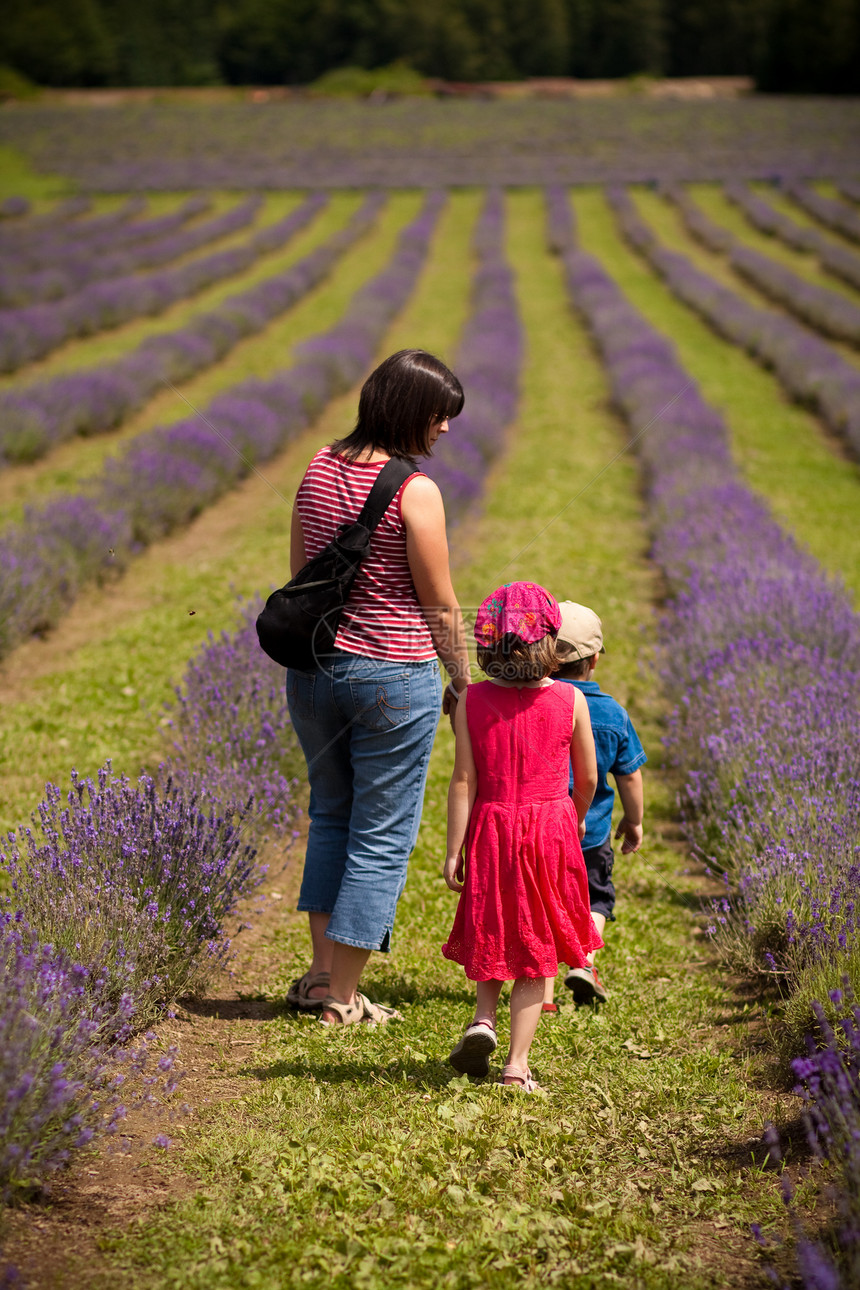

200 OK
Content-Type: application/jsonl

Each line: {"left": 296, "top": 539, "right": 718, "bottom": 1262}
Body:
{"left": 570, "top": 689, "right": 598, "bottom": 840}
{"left": 444, "top": 694, "right": 477, "bottom": 892}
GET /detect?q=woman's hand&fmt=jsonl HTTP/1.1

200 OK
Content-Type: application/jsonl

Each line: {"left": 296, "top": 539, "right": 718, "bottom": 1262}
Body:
{"left": 443, "top": 854, "right": 465, "bottom": 892}
{"left": 442, "top": 678, "right": 465, "bottom": 731}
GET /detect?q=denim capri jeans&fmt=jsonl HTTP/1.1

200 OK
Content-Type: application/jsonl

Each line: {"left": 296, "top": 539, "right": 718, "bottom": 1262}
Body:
{"left": 286, "top": 652, "right": 442, "bottom": 952}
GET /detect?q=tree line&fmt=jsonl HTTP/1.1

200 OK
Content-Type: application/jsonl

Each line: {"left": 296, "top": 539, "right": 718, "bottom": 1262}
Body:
{"left": 2, "top": 0, "right": 858, "bottom": 93}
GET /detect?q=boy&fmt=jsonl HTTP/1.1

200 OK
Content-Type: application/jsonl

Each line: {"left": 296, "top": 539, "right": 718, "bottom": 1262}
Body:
{"left": 549, "top": 601, "right": 646, "bottom": 1005}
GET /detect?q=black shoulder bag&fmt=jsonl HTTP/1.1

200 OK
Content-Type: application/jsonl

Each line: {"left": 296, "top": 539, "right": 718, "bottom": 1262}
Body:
{"left": 256, "top": 457, "right": 416, "bottom": 670}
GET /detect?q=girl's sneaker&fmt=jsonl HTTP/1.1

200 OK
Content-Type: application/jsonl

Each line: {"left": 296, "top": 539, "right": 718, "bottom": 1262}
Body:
{"left": 564, "top": 964, "right": 608, "bottom": 1005}
{"left": 448, "top": 1021, "right": 497, "bottom": 1076}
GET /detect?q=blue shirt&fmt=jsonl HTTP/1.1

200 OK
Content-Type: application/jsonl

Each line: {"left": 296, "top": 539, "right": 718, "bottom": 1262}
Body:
{"left": 558, "top": 678, "right": 647, "bottom": 849}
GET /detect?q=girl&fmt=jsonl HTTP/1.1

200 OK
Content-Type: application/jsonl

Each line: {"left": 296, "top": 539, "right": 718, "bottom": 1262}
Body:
{"left": 442, "top": 582, "right": 601, "bottom": 1089}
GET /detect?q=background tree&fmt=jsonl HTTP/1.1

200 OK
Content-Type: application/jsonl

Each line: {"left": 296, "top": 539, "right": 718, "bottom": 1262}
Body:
{"left": 1, "top": 0, "right": 116, "bottom": 86}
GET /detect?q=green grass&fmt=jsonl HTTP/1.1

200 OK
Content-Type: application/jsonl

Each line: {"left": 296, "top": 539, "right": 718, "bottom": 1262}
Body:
{"left": 0, "top": 143, "right": 72, "bottom": 205}
{"left": 574, "top": 187, "right": 860, "bottom": 607}
{"left": 85, "top": 191, "right": 794, "bottom": 1290}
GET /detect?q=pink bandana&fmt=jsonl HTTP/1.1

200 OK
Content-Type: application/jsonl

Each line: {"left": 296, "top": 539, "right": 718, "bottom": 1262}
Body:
{"left": 474, "top": 582, "right": 562, "bottom": 646}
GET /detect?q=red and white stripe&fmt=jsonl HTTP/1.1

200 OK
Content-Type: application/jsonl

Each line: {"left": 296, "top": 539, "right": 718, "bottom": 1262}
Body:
{"left": 295, "top": 448, "right": 437, "bottom": 661}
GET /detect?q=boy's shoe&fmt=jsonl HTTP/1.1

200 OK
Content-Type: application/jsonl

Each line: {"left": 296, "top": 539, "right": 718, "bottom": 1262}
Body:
{"left": 564, "top": 964, "right": 608, "bottom": 1005}
{"left": 448, "top": 1021, "right": 498, "bottom": 1076}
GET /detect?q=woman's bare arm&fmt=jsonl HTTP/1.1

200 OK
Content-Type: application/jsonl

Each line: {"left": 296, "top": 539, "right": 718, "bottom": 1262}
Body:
{"left": 402, "top": 475, "right": 470, "bottom": 694}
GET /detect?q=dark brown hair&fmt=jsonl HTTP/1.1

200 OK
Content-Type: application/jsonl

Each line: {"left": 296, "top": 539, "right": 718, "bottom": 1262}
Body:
{"left": 331, "top": 349, "right": 464, "bottom": 462}
{"left": 477, "top": 633, "right": 562, "bottom": 683}
{"left": 553, "top": 651, "right": 594, "bottom": 679}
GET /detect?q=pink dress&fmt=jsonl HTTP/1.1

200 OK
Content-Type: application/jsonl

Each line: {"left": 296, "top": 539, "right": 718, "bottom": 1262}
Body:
{"left": 442, "top": 680, "right": 603, "bottom": 981}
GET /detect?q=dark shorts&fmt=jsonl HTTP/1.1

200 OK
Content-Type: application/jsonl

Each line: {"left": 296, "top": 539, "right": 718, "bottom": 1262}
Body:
{"left": 582, "top": 837, "right": 616, "bottom": 920}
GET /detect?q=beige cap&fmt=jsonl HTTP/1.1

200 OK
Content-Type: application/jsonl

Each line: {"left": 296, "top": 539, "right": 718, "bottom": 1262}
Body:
{"left": 556, "top": 601, "right": 605, "bottom": 659}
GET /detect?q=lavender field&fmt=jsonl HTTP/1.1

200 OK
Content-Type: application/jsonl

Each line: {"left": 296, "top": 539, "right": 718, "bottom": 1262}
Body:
{"left": 1, "top": 103, "right": 860, "bottom": 1289}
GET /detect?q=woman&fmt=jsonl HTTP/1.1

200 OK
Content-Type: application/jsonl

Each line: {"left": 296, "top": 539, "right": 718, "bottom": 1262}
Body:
{"left": 286, "top": 349, "right": 470, "bottom": 1025}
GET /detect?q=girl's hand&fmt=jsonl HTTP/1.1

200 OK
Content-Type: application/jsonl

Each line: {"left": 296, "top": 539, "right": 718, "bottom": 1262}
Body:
{"left": 443, "top": 854, "right": 465, "bottom": 892}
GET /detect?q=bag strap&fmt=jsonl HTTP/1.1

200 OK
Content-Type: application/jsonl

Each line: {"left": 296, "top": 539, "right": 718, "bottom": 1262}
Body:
{"left": 353, "top": 457, "right": 419, "bottom": 532}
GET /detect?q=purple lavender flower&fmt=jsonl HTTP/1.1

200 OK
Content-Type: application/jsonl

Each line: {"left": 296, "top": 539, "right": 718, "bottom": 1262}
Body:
{"left": 0, "top": 911, "right": 135, "bottom": 1198}
{"left": 426, "top": 189, "right": 523, "bottom": 521}
{"left": 1, "top": 766, "right": 263, "bottom": 1026}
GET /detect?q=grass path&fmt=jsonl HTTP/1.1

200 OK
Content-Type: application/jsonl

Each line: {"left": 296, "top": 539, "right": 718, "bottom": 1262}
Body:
{"left": 0, "top": 189, "right": 481, "bottom": 832}
{"left": 574, "top": 187, "right": 860, "bottom": 607}
{"left": 74, "top": 191, "right": 796, "bottom": 1290}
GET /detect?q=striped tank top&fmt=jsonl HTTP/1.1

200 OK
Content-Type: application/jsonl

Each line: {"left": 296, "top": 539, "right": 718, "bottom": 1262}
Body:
{"left": 295, "top": 447, "right": 437, "bottom": 662}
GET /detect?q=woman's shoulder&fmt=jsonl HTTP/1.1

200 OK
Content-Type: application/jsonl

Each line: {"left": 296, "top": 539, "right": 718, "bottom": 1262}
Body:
{"left": 302, "top": 445, "right": 335, "bottom": 475}
{"left": 399, "top": 470, "right": 441, "bottom": 519}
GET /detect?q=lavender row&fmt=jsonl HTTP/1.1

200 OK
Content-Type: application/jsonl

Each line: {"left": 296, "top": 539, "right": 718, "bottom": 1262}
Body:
{"left": 785, "top": 182, "right": 860, "bottom": 246}
{"left": 0, "top": 196, "right": 211, "bottom": 272}
{"left": 730, "top": 243, "right": 860, "bottom": 346}
{"left": 0, "top": 195, "right": 91, "bottom": 226}
{"left": 665, "top": 185, "right": 860, "bottom": 346}
{"left": 0, "top": 192, "right": 453, "bottom": 661}
{"left": 607, "top": 186, "right": 860, "bottom": 456}
{"left": 723, "top": 181, "right": 860, "bottom": 295}
{"left": 723, "top": 181, "right": 815, "bottom": 253}
{"left": 0, "top": 196, "right": 143, "bottom": 258}
{"left": 1, "top": 908, "right": 155, "bottom": 1200}
{"left": 0, "top": 767, "right": 259, "bottom": 1198}
{"left": 7, "top": 99, "right": 860, "bottom": 192}
{"left": 560, "top": 220, "right": 860, "bottom": 1290}
{"left": 0, "top": 196, "right": 270, "bottom": 373}
{"left": 0, "top": 196, "right": 32, "bottom": 219}
{"left": 0, "top": 192, "right": 333, "bottom": 466}
{"left": 0, "top": 196, "right": 214, "bottom": 308}
{"left": 545, "top": 184, "right": 577, "bottom": 257}
{"left": 424, "top": 190, "right": 522, "bottom": 518}
{"left": 840, "top": 180, "right": 860, "bottom": 206}
{"left": 790, "top": 996, "right": 860, "bottom": 1290}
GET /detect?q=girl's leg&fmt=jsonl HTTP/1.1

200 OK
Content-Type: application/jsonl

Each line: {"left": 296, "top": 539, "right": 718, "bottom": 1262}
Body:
{"left": 474, "top": 979, "right": 503, "bottom": 1028}
{"left": 505, "top": 976, "right": 547, "bottom": 1081}
{"left": 587, "top": 911, "right": 607, "bottom": 966}
{"left": 448, "top": 979, "right": 501, "bottom": 1075}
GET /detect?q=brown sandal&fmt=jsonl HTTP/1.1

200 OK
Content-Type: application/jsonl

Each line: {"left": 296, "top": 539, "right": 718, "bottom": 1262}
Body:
{"left": 318, "top": 992, "right": 401, "bottom": 1027}
{"left": 286, "top": 971, "right": 331, "bottom": 1011}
